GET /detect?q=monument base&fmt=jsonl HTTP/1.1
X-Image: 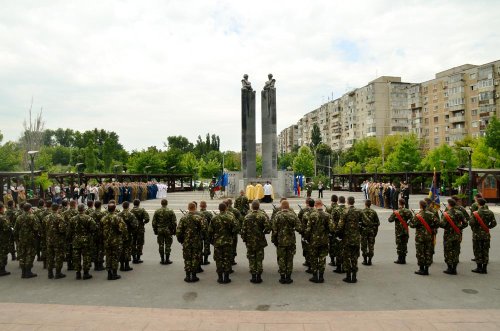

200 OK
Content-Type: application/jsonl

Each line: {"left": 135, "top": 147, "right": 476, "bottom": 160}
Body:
{"left": 226, "top": 171, "right": 295, "bottom": 199}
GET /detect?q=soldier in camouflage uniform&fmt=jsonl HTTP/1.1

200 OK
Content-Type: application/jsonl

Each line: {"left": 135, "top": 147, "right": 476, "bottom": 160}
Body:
{"left": 326, "top": 195, "right": 338, "bottom": 267}
{"left": 130, "top": 199, "right": 149, "bottom": 264}
{"left": 388, "top": 198, "right": 412, "bottom": 265}
{"left": 44, "top": 204, "right": 67, "bottom": 279}
{"left": 152, "top": 199, "right": 177, "bottom": 265}
{"left": 101, "top": 203, "right": 126, "bottom": 280}
{"left": 90, "top": 201, "right": 106, "bottom": 271}
{"left": 297, "top": 198, "right": 314, "bottom": 272}
{"left": 209, "top": 203, "right": 237, "bottom": 284}
{"left": 361, "top": 200, "right": 380, "bottom": 266}
{"left": 199, "top": 201, "right": 213, "bottom": 265}
{"left": 5, "top": 200, "right": 17, "bottom": 261}
{"left": 62, "top": 200, "right": 78, "bottom": 271}
{"left": 118, "top": 201, "right": 138, "bottom": 272}
{"left": 241, "top": 200, "right": 271, "bottom": 284}
{"left": 234, "top": 190, "right": 250, "bottom": 216}
{"left": 176, "top": 202, "right": 204, "bottom": 283}
{"left": 424, "top": 197, "right": 440, "bottom": 265}
{"left": 408, "top": 201, "right": 438, "bottom": 276}
{"left": 440, "top": 199, "right": 467, "bottom": 275}
{"left": 272, "top": 200, "right": 300, "bottom": 284}
{"left": 305, "top": 200, "right": 335, "bottom": 283}
{"left": 33, "top": 199, "right": 46, "bottom": 263}
{"left": 0, "top": 203, "right": 12, "bottom": 276}
{"left": 225, "top": 199, "right": 242, "bottom": 266}
{"left": 14, "top": 203, "right": 40, "bottom": 278}
{"left": 332, "top": 196, "right": 346, "bottom": 273}
{"left": 69, "top": 204, "right": 97, "bottom": 280}
{"left": 334, "top": 196, "right": 362, "bottom": 283}
{"left": 469, "top": 198, "right": 497, "bottom": 274}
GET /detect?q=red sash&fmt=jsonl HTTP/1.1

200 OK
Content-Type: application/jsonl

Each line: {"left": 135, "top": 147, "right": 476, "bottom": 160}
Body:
{"left": 443, "top": 212, "right": 461, "bottom": 235}
{"left": 393, "top": 211, "right": 409, "bottom": 234}
{"left": 473, "top": 211, "right": 490, "bottom": 234}
{"left": 415, "top": 213, "right": 433, "bottom": 235}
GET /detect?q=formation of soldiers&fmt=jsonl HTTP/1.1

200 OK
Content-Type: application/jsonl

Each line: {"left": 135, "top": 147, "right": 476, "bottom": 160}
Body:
{"left": 364, "top": 181, "right": 410, "bottom": 209}
{"left": 0, "top": 191, "right": 496, "bottom": 284}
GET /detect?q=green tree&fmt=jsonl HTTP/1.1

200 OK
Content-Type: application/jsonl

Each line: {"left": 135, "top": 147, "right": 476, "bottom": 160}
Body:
{"left": 342, "top": 161, "right": 362, "bottom": 174}
{"left": 256, "top": 154, "right": 263, "bottom": 177}
{"left": 278, "top": 152, "right": 296, "bottom": 170}
{"left": 180, "top": 152, "right": 199, "bottom": 177}
{"left": 293, "top": 146, "right": 315, "bottom": 177}
{"left": 0, "top": 132, "right": 22, "bottom": 171}
{"left": 127, "top": 147, "right": 166, "bottom": 173}
{"left": 364, "top": 156, "right": 383, "bottom": 173}
{"left": 384, "top": 135, "right": 421, "bottom": 172}
{"left": 310, "top": 123, "right": 322, "bottom": 150}
{"left": 198, "top": 158, "right": 221, "bottom": 179}
{"left": 485, "top": 117, "right": 500, "bottom": 153}
{"left": 223, "top": 151, "right": 241, "bottom": 171}
{"left": 165, "top": 136, "right": 193, "bottom": 153}
{"left": 382, "top": 134, "right": 404, "bottom": 160}
{"left": 352, "top": 137, "right": 381, "bottom": 162}
{"left": 471, "top": 137, "right": 500, "bottom": 168}
{"left": 84, "top": 143, "right": 98, "bottom": 173}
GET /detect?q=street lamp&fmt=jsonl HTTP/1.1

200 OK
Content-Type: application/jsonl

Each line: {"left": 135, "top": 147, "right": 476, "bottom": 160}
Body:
{"left": 27, "top": 150, "right": 39, "bottom": 197}
{"left": 489, "top": 156, "right": 497, "bottom": 168}
{"left": 402, "top": 161, "right": 410, "bottom": 183}
{"left": 461, "top": 147, "right": 473, "bottom": 206}
{"left": 75, "top": 163, "right": 85, "bottom": 186}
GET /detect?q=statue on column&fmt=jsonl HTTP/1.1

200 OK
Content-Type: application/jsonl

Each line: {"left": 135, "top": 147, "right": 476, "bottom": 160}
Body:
{"left": 242, "top": 74, "right": 253, "bottom": 91}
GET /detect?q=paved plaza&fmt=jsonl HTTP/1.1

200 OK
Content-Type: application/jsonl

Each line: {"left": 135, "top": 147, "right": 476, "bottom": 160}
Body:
{"left": 1, "top": 190, "right": 499, "bottom": 330}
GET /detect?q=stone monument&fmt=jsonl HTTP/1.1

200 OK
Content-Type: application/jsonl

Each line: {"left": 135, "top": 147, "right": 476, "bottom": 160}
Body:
{"left": 241, "top": 74, "right": 256, "bottom": 178}
{"left": 261, "top": 74, "right": 278, "bottom": 178}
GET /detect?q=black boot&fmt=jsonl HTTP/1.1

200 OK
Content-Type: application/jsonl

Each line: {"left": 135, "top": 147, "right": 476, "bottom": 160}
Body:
{"left": 305, "top": 267, "right": 313, "bottom": 274}
{"left": 83, "top": 270, "right": 92, "bottom": 280}
{"left": 25, "top": 267, "right": 37, "bottom": 278}
{"left": 76, "top": 271, "right": 82, "bottom": 280}
{"left": 165, "top": 255, "right": 172, "bottom": 265}
{"left": 67, "top": 261, "right": 74, "bottom": 271}
{"left": 368, "top": 257, "right": 372, "bottom": 266}
{"left": 197, "top": 265, "right": 204, "bottom": 273}
{"left": 279, "top": 274, "right": 286, "bottom": 284}
{"left": 333, "top": 264, "right": 343, "bottom": 274}
{"left": 184, "top": 272, "right": 191, "bottom": 283}
{"left": 424, "top": 266, "right": 429, "bottom": 275}
{"left": 112, "top": 269, "right": 121, "bottom": 280}
{"left": 21, "top": 267, "right": 26, "bottom": 278}
{"left": 351, "top": 271, "right": 357, "bottom": 283}
{"left": 48, "top": 269, "right": 54, "bottom": 279}
{"left": 472, "top": 263, "right": 482, "bottom": 273}
{"left": 43, "top": 260, "right": 47, "bottom": 269}
{"left": 224, "top": 272, "right": 231, "bottom": 283}
{"left": 0, "top": 266, "right": 11, "bottom": 277}
{"left": 443, "top": 264, "right": 456, "bottom": 275}
{"left": 362, "top": 256, "right": 368, "bottom": 265}
{"left": 11, "top": 252, "right": 16, "bottom": 261}
{"left": 124, "top": 261, "right": 133, "bottom": 271}
{"left": 318, "top": 272, "right": 324, "bottom": 283}
{"left": 250, "top": 273, "right": 257, "bottom": 283}
{"left": 191, "top": 272, "right": 199, "bottom": 282}
{"left": 286, "top": 273, "right": 293, "bottom": 284}
{"left": 55, "top": 269, "right": 66, "bottom": 279}
{"left": 343, "top": 272, "right": 351, "bottom": 283}
{"left": 482, "top": 264, "right": 488, "bottom": 274}
{"left": 132, "top": 255, "right": 138, "bottom": 264}
{"left": 160, "top": 253, "right": 165, "bottom": 265}
{"left": 415, "top": 265, "right": 426, "bottom": 275}
{"left": 394, "top": 256, "right": 403, "bottom": 264}
{"left": 217, "top": 272, "right": 224, "bottom": 284}
{"left": 255, "top": 273, "right": 263, "bottom": 284}
{"left": 203, "top": 255, "right": 210, "bottom": 265}
{"left": 309, "top": 271, "right": 319, "bottom": 283}
{"left": 328, "top": 257, "right": 335, "bottom": 266}
{"left": 136, "top": 255, "right": 143, "bottom": 264}
{"left": 107, "top": 269, "right": 113, "bottom": 280}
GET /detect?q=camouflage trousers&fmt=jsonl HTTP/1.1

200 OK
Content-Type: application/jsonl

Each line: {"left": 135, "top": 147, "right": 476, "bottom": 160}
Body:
{"left": 472, "top": 238, "right": 490, "bottom": 264}
{"left": 73, "top": 239, "right": 93, "bottom": 272}
{"left": 214, "top": 245, "right": 232, "bottom": 273}
{"left": 120, "top": 239, "right": 132, "bottom": 262}
{"left": 361, "top": 233, "right": 376, "bottom": 258}
{"left": 232, "top": 235, "right": 238, "bottom": 262}
{"left": 9, "top": 233, "right": 16, "bottom": 257}
{"left": 415, "top": 240, "right": 433, "bottom": 267}
{"left": 66, "top": 242, "right": 73, "bottom": 266}
{"left": 157, "top": 233, "right": 173, "bottom": 256}
{"left": 39, "top": 235, "right": 47, "bottom": 262}
{"left": 46, "top": 244, "right": 65, "bottom": 270}
{"left": 328, "top": 236, "right": 340, "bottom": 259}
{"left": 342, "top": 244, "right": 360, "bottom": 273}
{"left": 276, "top": 245, "right": 296, "bottom": 275}
{"left": 182, "top": 245, "right": 201, "bottom": 273}
{"left": 203, "top": 239, "right": 211, "bottom": 256}
{"left": 309, "top": 244, "right": 328, "bottom": 273}
{"left": 93, "top": 237, "right": 104, "bottom": 264}
{"left": 245, "top": 246, "right": 264, "bottom": 274}
{"left": 132, "top": 228, "right": 145, "bottom": 256}
{"left": 105, "top": 244, "right": 122, "bottom": 271}
{"left": 443, "top": 239, "right": 461, "bottom": 265}
{"left": 301, "top": 238, "right": 310, "bottom": 265}
{"left": 17, "top": 243, "right": 36, "bottom": 269}
{"left": 0, "top": 242, "right": 8, "bottom": 268}
{"left": 395, "top": 234, "right": 409, "bottom": 257}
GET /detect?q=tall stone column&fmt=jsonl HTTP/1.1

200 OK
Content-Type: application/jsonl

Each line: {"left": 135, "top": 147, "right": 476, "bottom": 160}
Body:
{"left": 261, "top": 74, "right": 278, "bottom": 178}
{"left": 241, "top": 77, "right": 256, "bottom": 178}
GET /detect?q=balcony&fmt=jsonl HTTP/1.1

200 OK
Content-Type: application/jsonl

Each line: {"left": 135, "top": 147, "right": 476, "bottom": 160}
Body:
{"left": 449, "top": 127, "right": 468, "bottom": 135}
{"left": 449, "top": 115, "right": 465, "bottom": 123}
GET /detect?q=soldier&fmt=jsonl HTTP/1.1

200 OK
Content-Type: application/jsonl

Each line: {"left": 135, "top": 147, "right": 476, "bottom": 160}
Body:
{"left": 5, "top": 200, "right": 17, "bottom": 261}
{"left": 14, "top": 203, "right": 40, "bottom": 278}
{"left": 130, "top": 199, "right": 150, "bottom": 264}
{"left": 62, "top": 200, "right": 78, "bottom": 271}
{"left": 388, "top": 198, "right": 412, "bottom": 265}
{"left": 272, "top": 200, "right": 300, "bottom": 284}
{"left": 85, "top": 200, "right": 94, "bottom": 215}
{"left": 69, "top": 204, "right": 97, "bottom": 280}
{"left": 297, "top": 198, "right": 314, "bottom": 272}
{"left": 209, "top": 203, "right": 237, "bottom": 284}
{"left": 199, "top": 201, "right": 213, "bottom": 265}
{"left": 118, "top": 201, "right": 138, "bottom": 272}
{"left": 440, "top": 199, "right": 467, "bottom": 275}
{"left": 334, "top": 196, "right": 362, "bottom": 283}
{"left": 90, "top": 201, "right": 106, "bottom": 271}
{"left": 224, "top": 199, "right": 242, "bottom": 266}
{"left": 176, "top": 202, "right": 204, "bottom": 283}
{"left": 361, "top": 200, "right": 379, "bottom": 266}
{"left": 33, "top": 199, "right": 46, "bottom": 263}
{"left": 305, "top": 199, "right": 335, "bottom": 283}
{"left": 241, "top": 200, "right": 271, "bottom": 284}
{"left": 424, "top": 197, "right": 439, "bottom": 265}
{"left": 469, "top": 198, "right": 496, "bottom": 274}
{"left": 44, "top": 203, "right": 67, "bottom": 279}
{"left": 152, "top": 199, "right": 177, "bottom": 265}
{"left": 101, "top": 203, "right": 126, "bottom": 280}
{"left": 0, "top": 203, "right": 12, "bottom": 276}
{"left": 332, "top": 196, "right": 346, "bottom": 273}
{"left": 408, "top": 201, "right": 437, "bottom": 276}
{"left": 470, "top": 193, "right": 487, "bottom": 213}
{"left": 234, "top": 190, "right": 250, "bottom": 216}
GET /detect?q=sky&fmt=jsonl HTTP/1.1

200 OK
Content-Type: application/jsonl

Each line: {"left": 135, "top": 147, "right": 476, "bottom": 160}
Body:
{"left": 1, "top": 0, "right": 499, "bottom": 152}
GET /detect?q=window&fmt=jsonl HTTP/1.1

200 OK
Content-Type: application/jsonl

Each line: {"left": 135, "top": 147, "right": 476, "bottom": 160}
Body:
{"left": 444, "top": 92, "right": 448, "bottom": 97}
{"left": 434, "top": 116, "right": 439, "bottom": 123}
{"left": 470, "top": 73, "right": 477, "bottom": 79}
{"left": 425, "top": 118, "right": 429, "bottom": 124}
{"left": 434, "top": 106, "right": 439, "bottom": 111}
{"left": 478, "top": 79, "right": 493, "bottom": 88}
{"left": 445, "top": 136, "right": 450, "bottom": 142}
{"left": 434, "top": 138, "right": 440, "bottom": 145}
{"left": 434, "top": 127, "right": 439, "bottom": 133}
{"left": 472, "top": 109, "right": 478, "bottom": 116}
{"left": 424, "top": 107, "right": 428, "bottom": 113}
{"left": 471, "top": 97, "right": 477, "bottom": 103}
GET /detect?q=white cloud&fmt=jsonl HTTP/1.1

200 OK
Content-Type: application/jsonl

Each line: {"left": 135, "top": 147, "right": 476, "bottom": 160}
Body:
{"left": 0, "top": 0, "right": 499, "bottom": 151}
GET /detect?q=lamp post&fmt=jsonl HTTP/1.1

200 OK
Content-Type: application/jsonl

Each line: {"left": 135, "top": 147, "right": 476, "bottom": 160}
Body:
{"left": 489, "top": 156, "right": 497, "bottom": 168}
{"left": 75, "top": 163, "right": 84, "bottom": 187}
{"left": 27, "top": 150, "right": 39, "bottom": 197}
{"left": 144, "top": 166, "right": 151, "bottom": 181}
{"left": 461, "top": 147, "right": 473, "bottom": 206}
{"left": 402, "top": 162, "right": 409, "bottom": 183}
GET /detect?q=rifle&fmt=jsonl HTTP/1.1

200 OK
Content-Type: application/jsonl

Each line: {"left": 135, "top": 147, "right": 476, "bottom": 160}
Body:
{"left": 297, "top": 204, "right": 303, "bottom": 211}
{"left": 272, "top": 204, "right": 278, "bottom": 211}
{"left": 179, "top": 209, "right": 187, "bottom": 215}
{"left": 212, "top": 211, "right": 219, "bottom": 216}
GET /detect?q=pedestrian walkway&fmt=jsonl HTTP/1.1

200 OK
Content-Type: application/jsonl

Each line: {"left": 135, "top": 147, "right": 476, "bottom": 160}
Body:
{"left": 0, "top": 303, "right": 499, "bottom": 330}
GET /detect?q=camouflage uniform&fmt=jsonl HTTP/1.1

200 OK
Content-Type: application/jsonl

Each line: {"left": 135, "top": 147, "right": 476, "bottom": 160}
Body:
{"left": 118, "top": 209, "right": 138, "bottom": 265}
{"left": 130, "top": 206, "right": 150, "bottom": 260}
{"left": 326, "top": 203, "right": 339, "bottom": 265}
{"left": 469, "top": 206, "right": 497, "bottom": 268}
{"left": 331, "top": 204, "right": 345, "bottom": 272}
{"left": 388, "top": 207, "right": 412, "bottom": 261}
{"left": 305, "top": 208, "right": 335, "bottom": 281}
{"left": 297, "top": 206, "right": 313, "bottom": 268}
{"left": 69, "top": 213, "right": 97, "bottom": 273}
{"left": 426, "top": 205, "right": 440, "bottom": 261}
{"left": 101, "top": 212, "right": 127, "bottom": 272}
{"left": 5, "top": 206, "right": 17, "bottom": 259}
{"left": 90, "top": 208, "right": 106, "bottom": 269}
{"left": 34, "top": 207, "right": 49, "bottom": 263}
{"left": 209, "top": 211, "right": 237, "bottom": 279}
{"left": 241, "top": 209, "right": 271, "bottom": 277}
{"left": 272, "top": 209, "right": 300, "bottom": 283}
{"left": 152, "top": 206, "right": 177, "bottom": 262}
{"left": 227, "top": 207, "right": 242, "bottom": 264}
{"left": 361, "top": 207, "right": 379, "bottom": 260}
{"left": 199, "top": 209, "right": 213, "bottom": 263}
{"left": 440, "top": 207, "right": 467, "bottom": 267}
{"left": 0, "top": 213, "right": 12, "bottom": 274}
{"left": 62, "top": 207, "right": 78, "bottom": 270}
{"left": 408, "top": 209, "right": 437, "bottom": 269}
{"left": 14, "top": 211, "right": 40, "bottom": 274}
{"left": 335, "top": 206, "right": 362, "bottom": 277}
{"left": 234, "top": 195, "right": 249, "bottom": 216}
{"left": 176, "top": 212, "right": 204, "bottom": 275}
{"left": 44, "top": 211, "right": 67, "bottom": 274}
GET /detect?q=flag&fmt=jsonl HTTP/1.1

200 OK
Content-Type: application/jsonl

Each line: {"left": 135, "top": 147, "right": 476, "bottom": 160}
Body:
{"left": 428, "top": 167, "right": 440, "bottom": 209}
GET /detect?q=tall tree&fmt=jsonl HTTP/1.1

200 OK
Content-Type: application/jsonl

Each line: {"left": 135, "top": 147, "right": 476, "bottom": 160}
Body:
{"left": 293, "top": 146, "right": 315, "bottom": 177}
{"left": 485, "top": 117, "right": 500, "bottom": 154}
{"left": 20, "top": 100, "right": 45, "bottom": 168}
{"left": 384, "top": 135, "right": 421, "bottom": 172}
{"left": 310, "top": 123, "right": 322, "bottom": 150}
{"left": 0, "top": 132, "right": 21, "bottom": 171}
{"left": 165, "top": 136, "right": 193, "bottom": 153}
